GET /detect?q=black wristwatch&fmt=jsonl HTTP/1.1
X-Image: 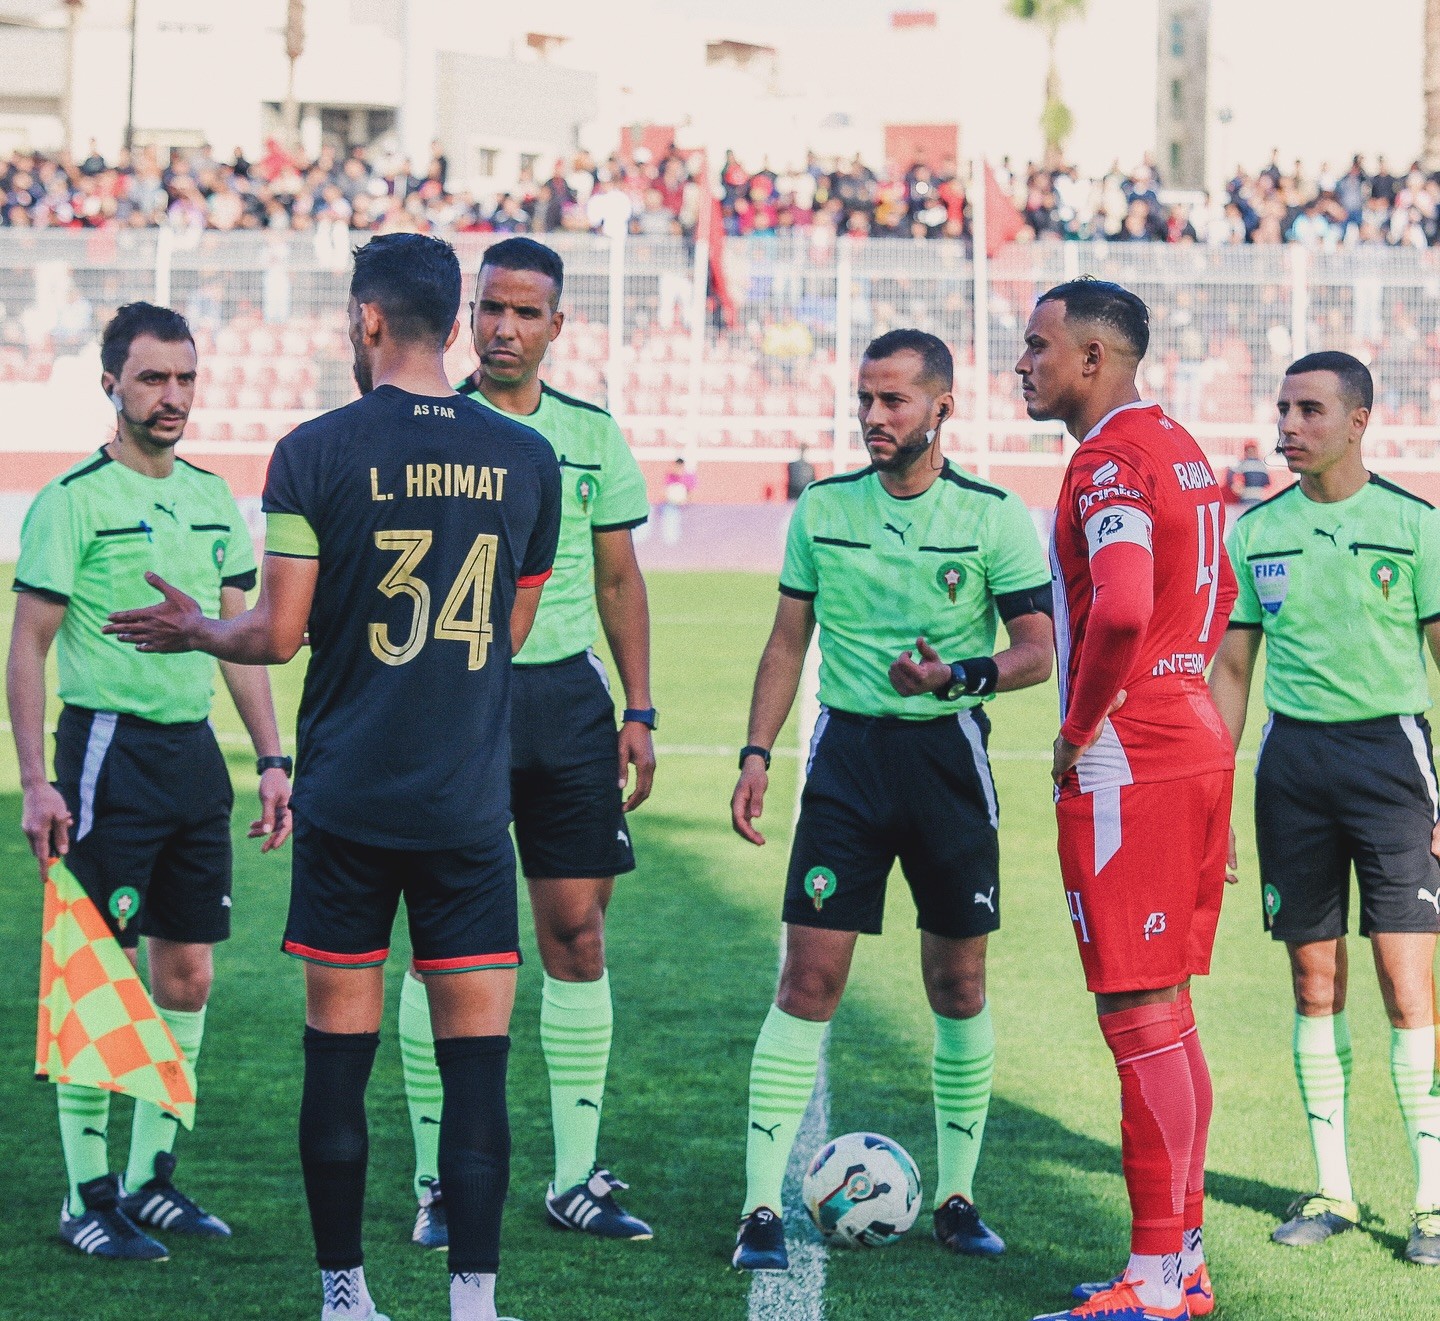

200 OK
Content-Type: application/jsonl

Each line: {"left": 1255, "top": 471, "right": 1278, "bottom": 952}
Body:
{"left": 622, "top": 707, "right": 658, "bottom": 730}
{"left": 937, "top": 656, "right": 1000, "bottom": 702}
{"left": 939, "top": 662, "right": 971, "bottom": 703}
{"left": 739, "top": 745, "right": 771, "bottom": 771}
{"left": 257, "top": 755, "right": 293, "bottom": 776}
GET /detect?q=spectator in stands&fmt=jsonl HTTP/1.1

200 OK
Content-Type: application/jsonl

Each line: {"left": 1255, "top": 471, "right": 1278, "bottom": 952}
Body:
{"left": 1224, "top": 440, "right": 1274, "bottom": 529}
{"left": 786, "top": 445, "right": 816, "bottom": 501}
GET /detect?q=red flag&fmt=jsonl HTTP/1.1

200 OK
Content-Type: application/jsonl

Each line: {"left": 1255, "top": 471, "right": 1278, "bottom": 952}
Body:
{"left": 984, "top": 163, "right": 1025, "bottom": 258}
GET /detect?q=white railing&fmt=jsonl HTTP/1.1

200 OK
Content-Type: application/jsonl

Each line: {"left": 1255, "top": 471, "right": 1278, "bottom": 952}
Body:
{"left": 0, "top": 221, "right": 1438, "bottom": 478}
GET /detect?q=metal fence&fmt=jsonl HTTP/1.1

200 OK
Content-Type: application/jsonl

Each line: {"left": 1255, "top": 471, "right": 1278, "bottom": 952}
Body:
{"left": 2, "top": 228, "right": 1439, "bottom": 477}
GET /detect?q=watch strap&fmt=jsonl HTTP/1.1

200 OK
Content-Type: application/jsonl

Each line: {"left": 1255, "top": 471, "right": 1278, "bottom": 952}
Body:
{"left": 622, "top": 707, "right": 658, "bottom": 729}
{"left": 257, "top": 754, "right": 293, "bottom": 776}
{"left": 739, "top": 744, "right": 771, "bottom": 771}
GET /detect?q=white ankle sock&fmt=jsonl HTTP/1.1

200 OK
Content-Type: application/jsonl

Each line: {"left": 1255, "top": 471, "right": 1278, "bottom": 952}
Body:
{"left": 450, "top": 1271, "right": 498, "bottom": 1321}
{"left": 321, "top": 1267, "right": 377, "bottom": 1319}
{"left": 1180, "top": 1225, "right": 1204, "bottom": 1276}
{"left": 1124, "top": 1252, "right": 1182, "bottom": 1309}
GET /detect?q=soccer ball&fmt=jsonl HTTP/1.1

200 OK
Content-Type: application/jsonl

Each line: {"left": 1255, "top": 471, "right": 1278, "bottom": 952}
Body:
{"left": 801, "top": 1132, "right": 921, "bottom": 1247}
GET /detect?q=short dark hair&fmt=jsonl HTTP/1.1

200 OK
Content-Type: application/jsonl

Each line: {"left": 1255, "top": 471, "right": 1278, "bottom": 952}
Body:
{"left": 479, "top": 236, "right": 564, "bottom": 305}
{"left": 862, "top": 328, "right": 954, "bottom": 390}
{"left": 351, "top": 232, "right": 462, "bottom": 344}
{"left": 1285, "top": 350, "right": 1374, "bottom": 411}
{"left": 100, "top": 302, "right": 194, "bottom": 377}
{"left": 1037, "top": 277, "right": 1151, "bottom": 361}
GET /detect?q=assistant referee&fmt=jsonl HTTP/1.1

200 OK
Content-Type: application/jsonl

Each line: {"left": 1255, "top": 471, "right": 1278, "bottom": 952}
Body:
{"left": 6, "top": 302, "right": 291, "bottom": 1260}
{"left": 728, "top": 329, "right": 1053, "bottom": 1271}
{"left": 1209, "top": 350, "right": 1440, "bottom": 1266}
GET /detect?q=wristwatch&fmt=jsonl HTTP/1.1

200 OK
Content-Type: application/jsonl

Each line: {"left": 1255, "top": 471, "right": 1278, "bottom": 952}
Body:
{"left": 256, "top": 755, "right": 293, "bottom": 776}
{"left": 739, "top": 745, "right": 771, "bottom": 771}
{"left": 939, "top": 662, "right": 970, "bottom": 703}
{"left": 622, "top": 707, "right": 658, "bottom": 730}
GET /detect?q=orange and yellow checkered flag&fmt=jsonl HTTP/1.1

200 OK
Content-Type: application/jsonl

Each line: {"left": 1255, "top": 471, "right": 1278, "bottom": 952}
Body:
{"left": 35, "top": 863, "right": 196, "bottom": 1128}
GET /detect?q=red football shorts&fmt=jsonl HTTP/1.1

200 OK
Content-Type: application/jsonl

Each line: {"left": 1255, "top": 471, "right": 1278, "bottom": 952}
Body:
{"left": 1056, "top": 770, "right": 1233, "bottom": 994}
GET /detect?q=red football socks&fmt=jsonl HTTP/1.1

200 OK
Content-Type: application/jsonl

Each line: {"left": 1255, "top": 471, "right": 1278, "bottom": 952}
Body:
{"left": 1177, "top": 986, "right": 1212, "bottom": 1234}
{"left": 1099, "top": 1001, "right": 1196, "bottom": 1255}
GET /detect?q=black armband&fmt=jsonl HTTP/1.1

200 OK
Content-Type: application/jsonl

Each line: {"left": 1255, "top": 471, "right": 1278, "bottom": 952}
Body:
{"left": 994, "top": 582, "right": 1054, "bottom": 621}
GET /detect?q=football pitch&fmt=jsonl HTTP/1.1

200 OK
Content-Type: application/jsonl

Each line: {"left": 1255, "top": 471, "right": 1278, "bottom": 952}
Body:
{"left": 1, "top": 568, "right": 1438, "bottom": 1321}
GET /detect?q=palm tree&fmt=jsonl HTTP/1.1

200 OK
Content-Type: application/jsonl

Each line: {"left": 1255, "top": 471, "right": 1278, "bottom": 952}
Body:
{"left": 1006, "top": 0, "right": 1088, "bottom": 164}
{"left": 1426, "top": 0, "right": 1440, "bottom": 168}
{"left": 282, "top": 0, "right": 305, "bottom": 152}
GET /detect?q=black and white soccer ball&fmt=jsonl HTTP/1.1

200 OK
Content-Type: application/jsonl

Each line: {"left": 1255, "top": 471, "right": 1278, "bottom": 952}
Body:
{"left": 801, "top": 1131, "right": 921, "bottom": 1247}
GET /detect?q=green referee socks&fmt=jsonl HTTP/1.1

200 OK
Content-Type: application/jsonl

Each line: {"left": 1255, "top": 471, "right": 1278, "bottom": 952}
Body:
{"left": 933, "top": 1004, "right": 995, "bottom": 1207}
{"left": 58, "top": 1084, "right": 111, "bottom": 1215}
{"left": 399, "top": 971, "right": 442, "bottom": 1200}
{"left": 1293, "top": 1011, "right": 1353, "bottom": 1203}
{"left": 541, "top": 971, "right": 614, "bottom": 1192}
{"left": 125, "top": 1003, "right": 206, "bottom": 1192}
{"left": 742, "top": 1004, "right": 826, "bottom": 1216}
{"left": 1391, "top": 1025, "right": 1440, "bottom": 1211}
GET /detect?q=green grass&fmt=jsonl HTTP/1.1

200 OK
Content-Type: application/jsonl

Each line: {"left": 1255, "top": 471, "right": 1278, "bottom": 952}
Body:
{"left": 1, "top": 569, "right": 1438, "bottom": 1318}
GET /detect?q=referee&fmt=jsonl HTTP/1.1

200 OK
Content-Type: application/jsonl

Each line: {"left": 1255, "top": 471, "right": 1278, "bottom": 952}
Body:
{"left": 6, "top": 303, "right": 291, "bottom": 1259}
{"left": 399, "top": 237, "right": 655, "bottom": 1247}
{"left": 728, "top": 330, "right": 1054, "bottom": 1271}
{"left": 1209, "top": 351, "right": 1440, "bottom": 1265}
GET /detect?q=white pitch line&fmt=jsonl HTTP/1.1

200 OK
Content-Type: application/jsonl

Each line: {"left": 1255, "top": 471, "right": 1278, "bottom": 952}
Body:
{"left": 747, "top": 1048, "right": 830, "bottom": 1321}
{"left": 749, "top": 638, "right": 829, "bottom": 1321}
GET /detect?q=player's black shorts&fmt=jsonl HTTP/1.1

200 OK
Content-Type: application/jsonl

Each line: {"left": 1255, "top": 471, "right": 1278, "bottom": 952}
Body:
{"left": 510, "top": 651, "right": 635, "bottom": 881}
{"left": 53, "top": 704, "right": 233, "bottom": 949}
{"left": 1255, "top": 712, "right": 1440, "bottom": 942}
{"left": 783, "top": 707, "right": 1002, "bottom": 939}
{"left": 283, "top": 816, "right": 521, "bottom": 973}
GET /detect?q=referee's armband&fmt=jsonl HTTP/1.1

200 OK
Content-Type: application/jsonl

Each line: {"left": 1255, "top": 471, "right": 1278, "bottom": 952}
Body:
{"left": 994, "top": 583, "right": 1054, "bottom": 621}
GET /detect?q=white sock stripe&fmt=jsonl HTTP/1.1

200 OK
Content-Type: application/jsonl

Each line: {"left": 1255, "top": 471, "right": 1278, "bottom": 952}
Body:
{"left": 76, "top": 710, "right": 117, "bottom": 842}
{"left": 1117, "top": 1040, "right": 1187, "bottom": 1067}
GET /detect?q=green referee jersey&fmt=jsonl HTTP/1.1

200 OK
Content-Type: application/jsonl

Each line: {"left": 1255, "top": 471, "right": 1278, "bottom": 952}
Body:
{"left": 780, "top": 460, "right": 1050, "bottom": 718}
{"left": 14, "top": 448, "right": 257, "bottom": 723}
{"left": 455, "top": 379, "right": 649, "bottom": 665}
{"left": 1227, "top": 474, "right": 1440, "bottom": 722}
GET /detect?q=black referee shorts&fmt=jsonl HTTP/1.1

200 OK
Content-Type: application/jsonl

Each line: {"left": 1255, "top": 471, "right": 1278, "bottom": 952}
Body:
{"left": 510, "top": 651, "right": 635, "bottom": 881}
{"left": 1255, "top": 711, "right": 1440, "bottom": 942}
{"left": 783, "top": 706, "right": 1002, "bottom": 939}
{"left": 53, "top": 704, "right": 233, "bottom": 949}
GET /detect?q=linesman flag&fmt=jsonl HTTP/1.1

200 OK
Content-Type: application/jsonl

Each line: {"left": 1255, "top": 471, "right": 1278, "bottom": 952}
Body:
{"left": 35, "top": 864, "right": 196, "bottom": 1128}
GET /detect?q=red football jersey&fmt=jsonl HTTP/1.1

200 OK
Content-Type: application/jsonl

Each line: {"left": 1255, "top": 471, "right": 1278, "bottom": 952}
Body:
{"left": 1052, "top": 401, "right": 1238, "bottom": 795}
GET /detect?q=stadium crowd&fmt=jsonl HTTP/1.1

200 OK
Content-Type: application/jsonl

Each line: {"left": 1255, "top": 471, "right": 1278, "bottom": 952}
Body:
{"left": 1, "top": 138, "right": 1438, "bottom": 249}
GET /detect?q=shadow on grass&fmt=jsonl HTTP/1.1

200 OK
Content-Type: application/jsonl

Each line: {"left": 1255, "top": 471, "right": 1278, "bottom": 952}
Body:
{"left": 0, "top": 790, "right": 1335, "bottom": 1320}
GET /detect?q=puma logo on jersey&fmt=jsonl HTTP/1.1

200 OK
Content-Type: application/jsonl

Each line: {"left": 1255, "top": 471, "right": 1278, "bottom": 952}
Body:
{"left": 1173, "top": 461, "right": 1218, "bottom": 492}
{"left": 1419, "top": 887, "right": 1440, "bottom": 914}
{"left": 1313, "top": 527, "right": 1339, "bottom": 545}
{"left": 946, "top": 1121, "right": 979, "bottom": 1138}
{"left": 576, "top": 1097, "right": 601, "bottom": 1111}
{"left": 973, "top": 886, "right": 996, "bottom": 913}
{"left": 1307, "top": 1110, "right": 1337, "bottom": 1127}
{"left": 751, "top": 1121, "right": 781, "bottom": 1140}
{"left": 153, "top": 502, "right": 177, "bottom": 521}
{"left": 883, "top": 521, "right": 909, "bottom": 544}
